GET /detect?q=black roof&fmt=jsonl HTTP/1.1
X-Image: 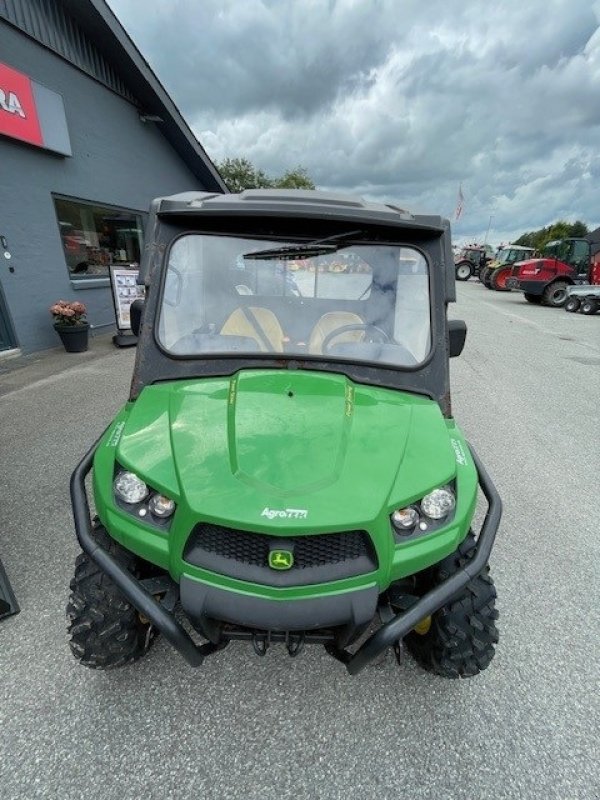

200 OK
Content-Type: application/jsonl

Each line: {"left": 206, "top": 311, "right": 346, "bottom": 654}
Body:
{"left": 154, "top": 189, "right": 447, "bottom": 233}
{"left": 62, "top": 0, "right": 226, "bottom": 193}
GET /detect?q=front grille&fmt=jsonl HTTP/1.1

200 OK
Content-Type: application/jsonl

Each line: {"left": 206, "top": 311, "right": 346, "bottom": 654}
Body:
{"left": 183, "top": 524, "right": 378, "bottom": 587}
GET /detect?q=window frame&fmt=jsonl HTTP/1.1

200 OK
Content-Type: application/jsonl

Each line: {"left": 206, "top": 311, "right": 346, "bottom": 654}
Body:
{"left": 156, "top": 230, "right": 433, "bottom": 370}
{"left": 52, "top": 193, "right": 146, "bottom": 286}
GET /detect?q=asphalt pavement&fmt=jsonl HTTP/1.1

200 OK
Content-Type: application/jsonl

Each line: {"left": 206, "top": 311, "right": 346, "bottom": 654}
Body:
{"left": 0, "top": 283, "right": 599, "bottom": 800}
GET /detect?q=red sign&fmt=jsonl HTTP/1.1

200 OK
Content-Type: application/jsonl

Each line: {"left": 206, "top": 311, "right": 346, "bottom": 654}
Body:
{"left": 0, "top": 62, "right": 44, "bottom": 148}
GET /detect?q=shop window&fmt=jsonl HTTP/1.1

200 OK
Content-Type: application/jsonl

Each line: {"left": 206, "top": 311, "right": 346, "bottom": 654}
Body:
{"left": 53, "top": 196, "right": 144, "bottom": 280}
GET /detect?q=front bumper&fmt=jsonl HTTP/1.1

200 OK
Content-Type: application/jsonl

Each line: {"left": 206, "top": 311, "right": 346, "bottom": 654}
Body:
{"left": 506, "top": 277, "right": 544, "bottom": 295}
{"left": 71, "top": 441, "right": 501, "bottom": 675}
{"left": 181, "top": 576, "right": 378, "bottom": 632}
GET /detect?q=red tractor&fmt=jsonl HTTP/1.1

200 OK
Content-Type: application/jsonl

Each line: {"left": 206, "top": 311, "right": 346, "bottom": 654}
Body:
{"left": 454, "top": 244, "right": 495, "bottom": 281}
{"left": 506, "top": 238, "right": 593, "bottom": 307}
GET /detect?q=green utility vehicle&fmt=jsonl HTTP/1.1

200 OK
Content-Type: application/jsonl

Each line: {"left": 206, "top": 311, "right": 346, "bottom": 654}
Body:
{"left": 68, "top": 190, "right": 501, "bottom": 677}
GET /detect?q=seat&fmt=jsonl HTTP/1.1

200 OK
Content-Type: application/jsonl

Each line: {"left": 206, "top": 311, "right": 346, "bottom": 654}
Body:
{"left": 220, "top": 306, "right": 285, "bottom": 352}
{"left": 308, "top": 311, "right": 365, "bottom": 355}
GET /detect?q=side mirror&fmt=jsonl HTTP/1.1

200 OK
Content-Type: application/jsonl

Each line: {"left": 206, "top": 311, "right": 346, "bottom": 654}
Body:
{"left": 448, "top": 319, "right": 467, "bottom": 357}
{"left": 130, "top": 299, "right": 144, "bottom": 338}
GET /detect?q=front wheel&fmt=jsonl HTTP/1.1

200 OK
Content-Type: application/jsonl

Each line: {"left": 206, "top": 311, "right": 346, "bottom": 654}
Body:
{"left": 490, "top": 267, "right": 512, "bottom": 291}
{"left": 580, "top": 299, "right": 599, "bottom": 315}
{"left": 404, "top": 535, "right": 499, "bottom": 678}
{"left": 564, "top": 296, "right": 581, "bottom": 313}
{"left": 67, "top": 521, "right": 157, "bottom": 669}
{"left": 482, "top": 268, "right": 494, "bottom": 289}
{"left": 543, "top": 280, "right": 569, "bottom": 308}
{"left": 455, "top": 262, "right": 472, "bottom": 281}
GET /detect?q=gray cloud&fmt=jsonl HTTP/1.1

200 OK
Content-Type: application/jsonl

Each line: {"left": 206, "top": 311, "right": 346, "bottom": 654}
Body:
{"left": 110, "top": 0, "right": 600, "bottom": 242}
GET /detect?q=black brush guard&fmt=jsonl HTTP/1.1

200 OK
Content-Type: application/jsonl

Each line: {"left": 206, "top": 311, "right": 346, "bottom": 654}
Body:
{"left": 70, "top": 440, "right": 501, "bottom": 675}
{"left": 0, "top": 558, "right": 19, "bottom": 621}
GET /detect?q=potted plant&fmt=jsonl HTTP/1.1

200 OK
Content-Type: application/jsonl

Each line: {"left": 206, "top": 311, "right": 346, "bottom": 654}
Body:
{"left": 49, "top": 300, "right": 89, "bottom": 352}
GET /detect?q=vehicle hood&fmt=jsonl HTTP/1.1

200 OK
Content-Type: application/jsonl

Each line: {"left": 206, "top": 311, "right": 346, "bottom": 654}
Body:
{"left": 116, "top": 370, "right": 457, "bottom": 530}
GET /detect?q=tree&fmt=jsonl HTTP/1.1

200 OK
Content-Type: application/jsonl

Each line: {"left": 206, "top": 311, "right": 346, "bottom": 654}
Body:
{"left": 514, "top": 220, "right": 589, "bottom": 250}
{"left": 217, "top": 158, "right": 315, "bottom": 192}
{"left": 272, "top": 168, "right": 315, "bottom": 190}
{"left": 216, "top": 158, "right": 272, "bottom": 193}
{"left": 569, "top": 220, "right": 589, "bottom": 238}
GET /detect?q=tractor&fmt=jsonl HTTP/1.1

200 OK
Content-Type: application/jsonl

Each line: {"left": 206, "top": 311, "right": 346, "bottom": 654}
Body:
{"left": 454, "top": 244, "right": 494, "bottom": 281}
{"left": 481, "top": 245, "right": 536, "bottom": 290}
{"left": 506, "top": 238, "right": 593, "bottom": 307}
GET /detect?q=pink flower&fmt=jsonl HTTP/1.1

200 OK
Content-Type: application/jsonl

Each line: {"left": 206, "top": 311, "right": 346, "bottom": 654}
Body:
{"left": 49, "top": 299, "right": 87, "bottom": 325}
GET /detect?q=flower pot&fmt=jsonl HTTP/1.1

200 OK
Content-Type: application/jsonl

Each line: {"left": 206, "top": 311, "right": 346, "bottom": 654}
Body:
{"left": 54, "top": 322, "right": 89, "bottom": 353}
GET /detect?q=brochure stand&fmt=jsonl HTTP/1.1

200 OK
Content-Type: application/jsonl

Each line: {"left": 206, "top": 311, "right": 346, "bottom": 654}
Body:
{"left": 109, "top": 265, "right": 145, "bottom": 347}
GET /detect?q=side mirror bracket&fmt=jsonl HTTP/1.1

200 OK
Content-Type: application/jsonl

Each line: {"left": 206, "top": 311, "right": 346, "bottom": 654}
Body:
{"left": 130, "top": 299, "right": 144, "bottom": 338}
{"left": 448, "top": 319, "right": 467, "bottom": 357}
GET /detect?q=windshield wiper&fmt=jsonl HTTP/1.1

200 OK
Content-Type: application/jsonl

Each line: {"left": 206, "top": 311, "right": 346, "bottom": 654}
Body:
{"left": 243, "top": 229, "right": 364, "bottom": 260}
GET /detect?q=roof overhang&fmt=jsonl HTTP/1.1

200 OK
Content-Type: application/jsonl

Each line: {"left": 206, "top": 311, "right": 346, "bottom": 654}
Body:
{"left": 154, "top": 189, "right": 447, "bottom": 235}
{"left": 62, "top": 0, "right": 227, "bottom": 193}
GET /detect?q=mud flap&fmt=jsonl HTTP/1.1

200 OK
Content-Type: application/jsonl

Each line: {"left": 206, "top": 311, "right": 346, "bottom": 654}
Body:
{"left": 0, "top": 558, "right": 19, "bottom": 621}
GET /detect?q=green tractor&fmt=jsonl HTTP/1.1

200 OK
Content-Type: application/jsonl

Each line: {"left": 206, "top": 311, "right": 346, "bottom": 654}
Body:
{"left": 481, "top": 245, "right": 536, "bottom": 290}
{"left": 68, "top": 190, "right": 501, "bottom": 677}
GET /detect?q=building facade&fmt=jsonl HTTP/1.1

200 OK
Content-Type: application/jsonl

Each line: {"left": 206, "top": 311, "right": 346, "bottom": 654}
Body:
{"left": 0, "top": 0, "right": 225, "bottom": 354}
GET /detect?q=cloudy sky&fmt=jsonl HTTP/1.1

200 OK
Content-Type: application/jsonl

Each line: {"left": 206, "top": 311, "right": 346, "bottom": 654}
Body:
{"left": 110, "top": 0, "right": 600, "bottom": 243}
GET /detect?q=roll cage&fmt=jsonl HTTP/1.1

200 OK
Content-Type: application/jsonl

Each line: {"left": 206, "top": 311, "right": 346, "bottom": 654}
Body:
{"left": 131, "top": 190, "right": 459, "bottom": 414}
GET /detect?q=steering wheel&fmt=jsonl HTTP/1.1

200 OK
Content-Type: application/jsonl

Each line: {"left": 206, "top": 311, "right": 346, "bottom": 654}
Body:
{"left": 321, "top": 323, "right": 390, "bottom": 354}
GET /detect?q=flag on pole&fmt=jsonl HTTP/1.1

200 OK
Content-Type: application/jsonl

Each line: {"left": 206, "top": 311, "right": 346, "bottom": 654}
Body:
{"left": 454, "top": 183, "right": 464, "bottom": 221}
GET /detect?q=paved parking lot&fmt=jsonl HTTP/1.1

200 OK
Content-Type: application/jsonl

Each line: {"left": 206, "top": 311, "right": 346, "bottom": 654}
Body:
{"left": 1, "top": 283, "right": 599, "bottom": 800}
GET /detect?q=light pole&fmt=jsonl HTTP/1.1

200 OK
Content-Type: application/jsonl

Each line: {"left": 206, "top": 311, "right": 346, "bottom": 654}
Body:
{"left": 483, "top": 215, "right": 494, "bottom": 245}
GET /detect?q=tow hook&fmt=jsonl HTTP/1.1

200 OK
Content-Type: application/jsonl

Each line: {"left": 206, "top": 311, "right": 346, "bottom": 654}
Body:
{"left": 252, "top": 631, "right": 269, "bottom": 656}
{"left": 286, "top": 632, "right": 305, "bottom": 658}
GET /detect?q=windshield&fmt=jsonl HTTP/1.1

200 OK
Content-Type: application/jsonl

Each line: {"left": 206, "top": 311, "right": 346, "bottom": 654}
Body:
{"left": 158, "top": 234, "right": 431, "bottom": 367}
{"left": 543, "top": 239, "right": 588, "bottom": 269}
{"left": 543, "top": 240, "right": 569, "bottom": 261}
{"left": 496, "top": 248, "right": 531, "bottom": 264}
{"left": 459, "top": 248, "right": 481, "bottom": 262}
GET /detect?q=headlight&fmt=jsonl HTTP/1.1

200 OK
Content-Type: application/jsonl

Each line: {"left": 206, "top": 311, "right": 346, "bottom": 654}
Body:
{"left": 391, "top": 507, "right": 419, "bottom": 531}
{"left": 421, "top": 487, "right": 455, "bottom": 520}
{"left": 148, "top": 493, "right": 176, "bottom": 519}
{"left": 114, "top": 471, "right": 149, "bottom": 504}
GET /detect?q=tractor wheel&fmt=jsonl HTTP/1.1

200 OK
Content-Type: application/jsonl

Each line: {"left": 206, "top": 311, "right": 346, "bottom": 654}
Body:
{"left": 483, "top": 269, "right": 494, "bottom": 289}
{"left": 524, "top": 293, "right": 542, "bottom": 304}
{"left": 404, "top": 534, "right": 499, "bottom": 678}
{"left": 455, "top": 262, "right": 472, "bottom": 281}
{"left": 542, "top": 280, "right": 569, "bottom": 308}
{"left": 564, "top": 296, "right": 581, "bottom": 313}
{"left": 580, "top": 299, "right": 599, "bottom": 315}
{"left": 490, "top": 267, "right": 511, "bottom": 292}
{"left": 67, "top": 520, "right": 158, "bottom": 669}
{"left": 479, "top": 266, "right": 490, "bottom": 285}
